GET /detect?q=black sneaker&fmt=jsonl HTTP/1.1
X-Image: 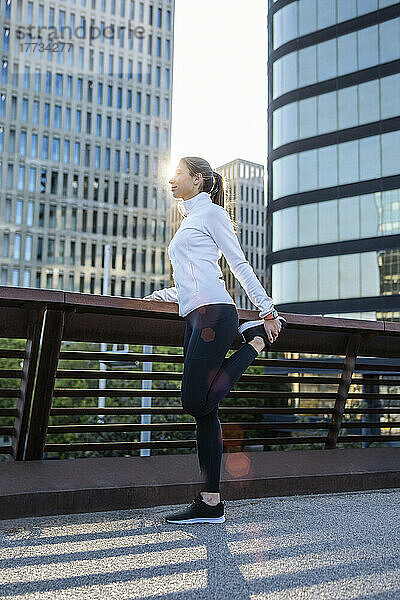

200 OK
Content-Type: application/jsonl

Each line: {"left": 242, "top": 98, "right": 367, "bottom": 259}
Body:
{"left": 238, "top": 316, "right": 287, "bottom": 349}
{"left": 165, "top": 493, "right": 225, "bottom": 524}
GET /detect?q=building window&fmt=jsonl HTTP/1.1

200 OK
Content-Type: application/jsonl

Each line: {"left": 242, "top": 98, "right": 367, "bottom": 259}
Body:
{"left": 55, "top": 73, "right": 63, "bottom": 95}
{"left": 49, "top": 204, "right": 56, "bottom": 227}
{"left": 13, "top": 233, "right": 21, "bottom": 260}
{"left": 12, "top": 268, "right": 19, "bottom": 286}
{"left": 104, "top": 179, "right": 109, "bottom": 203}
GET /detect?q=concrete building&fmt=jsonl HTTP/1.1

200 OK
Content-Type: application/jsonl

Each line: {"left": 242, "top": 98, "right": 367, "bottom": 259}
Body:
{"left": 216, "top": 158, "right": 267, "bottom": 311}
{"left": 0, "top": 0, "right": 175, "bottom": 299}
{"left": 268, "top": 0, "right": 400, "bottom": 321}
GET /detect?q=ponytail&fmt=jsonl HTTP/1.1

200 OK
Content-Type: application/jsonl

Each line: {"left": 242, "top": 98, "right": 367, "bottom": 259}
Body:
{"left": 210, "top": 170, "right": 224, "bottom": 207}
{"left": 211, "top": 170, "right": 238, "bottom": 234}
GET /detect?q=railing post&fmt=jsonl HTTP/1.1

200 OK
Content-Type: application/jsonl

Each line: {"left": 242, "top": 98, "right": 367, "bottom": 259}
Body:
{"left": 12, "top": 307, "right": 46, "bottom": 461}
{"left": 325, "top": 334, "right": 363, "bottom": 449}
{"left": 24, "top": 309, "right": 65, "bottom": 460}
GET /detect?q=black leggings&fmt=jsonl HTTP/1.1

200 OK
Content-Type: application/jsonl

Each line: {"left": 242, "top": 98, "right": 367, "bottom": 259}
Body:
{"left": 181, "top": 303, "right": 259, "bottom": 493}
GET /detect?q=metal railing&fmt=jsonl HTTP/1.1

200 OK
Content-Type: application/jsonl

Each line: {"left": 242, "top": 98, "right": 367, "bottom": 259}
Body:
{"left": 0, "top": 286, "right": 399, "bottom": 461}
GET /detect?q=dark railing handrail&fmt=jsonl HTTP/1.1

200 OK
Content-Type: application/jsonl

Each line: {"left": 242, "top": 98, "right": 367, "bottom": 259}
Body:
{"left": 1, "top": 293, "right": 399, "bottom": 370}
{"left": 0, "top": 285, "right": 399, "bottom": 461}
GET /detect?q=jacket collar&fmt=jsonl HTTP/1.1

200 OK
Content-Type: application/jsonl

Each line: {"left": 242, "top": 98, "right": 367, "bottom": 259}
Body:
{"left": 177, "top": 191, "right": 212, "bottom": 218}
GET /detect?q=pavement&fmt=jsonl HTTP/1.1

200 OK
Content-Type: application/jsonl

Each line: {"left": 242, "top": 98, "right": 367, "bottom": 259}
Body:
{"left": 0, "top": 488, "right": 399, "bottom": 600}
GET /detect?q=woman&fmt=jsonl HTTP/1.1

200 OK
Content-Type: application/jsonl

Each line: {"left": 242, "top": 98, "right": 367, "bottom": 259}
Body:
{"left": 143, "top": 156, "right": 286, "bottom": 524}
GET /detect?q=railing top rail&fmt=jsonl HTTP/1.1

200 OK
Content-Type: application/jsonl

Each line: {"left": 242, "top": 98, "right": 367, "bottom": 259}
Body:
{"left": 0, "top": 285, "right": 398, "bottom": 329}
{"left": 0, "top": 286, "right": 399, "bottom": 357}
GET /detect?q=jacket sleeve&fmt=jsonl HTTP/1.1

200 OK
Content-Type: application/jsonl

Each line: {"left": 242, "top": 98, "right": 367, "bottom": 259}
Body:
{"left": 203, "top": 207, "right": 275, "bottom": 319}
{"left": 143, "top": 286, "right": 178, "bottom": 303}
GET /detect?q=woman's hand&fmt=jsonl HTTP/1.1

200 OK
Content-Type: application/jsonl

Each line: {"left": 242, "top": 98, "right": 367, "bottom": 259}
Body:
{"left": 263, "top": 318, "right": 283, "bottom": 344}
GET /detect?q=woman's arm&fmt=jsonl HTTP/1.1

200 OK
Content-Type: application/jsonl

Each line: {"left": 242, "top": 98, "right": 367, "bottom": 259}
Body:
{"left": 203, "top": 207, "right": 276, "bottom": 319}
{"left": 143, "top": 286, "right": 178, "bottom": 302}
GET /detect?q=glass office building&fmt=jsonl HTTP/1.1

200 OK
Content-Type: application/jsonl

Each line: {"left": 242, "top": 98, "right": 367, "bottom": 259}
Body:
{"left": 267, "top": 0, "right": 400, "bottom": 320}
{"left": 216, "top": 159, "right": 266, "bottom": 310}
{"left": 0, "top": 0, "right": 174, "bottom": 298}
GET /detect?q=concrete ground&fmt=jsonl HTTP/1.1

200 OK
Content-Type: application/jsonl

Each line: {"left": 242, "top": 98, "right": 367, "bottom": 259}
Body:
{"left": 0, "top": 488, "right": 399, "bottom": 600}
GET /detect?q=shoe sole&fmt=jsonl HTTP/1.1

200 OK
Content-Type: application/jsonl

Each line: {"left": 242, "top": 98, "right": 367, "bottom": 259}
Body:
{"left": 238, "top": 319, "right": 264, "bottom": 338}
{"left": 238, "top": 317, "right": 287, "bottom": 344}
{"left": 166, "top": 516, "right": 226, "bottom": 524}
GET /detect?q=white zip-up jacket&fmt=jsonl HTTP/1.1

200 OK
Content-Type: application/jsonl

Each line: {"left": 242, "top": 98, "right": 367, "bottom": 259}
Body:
{"left": 145, "top": 191, "right": 276, "bottom": 319}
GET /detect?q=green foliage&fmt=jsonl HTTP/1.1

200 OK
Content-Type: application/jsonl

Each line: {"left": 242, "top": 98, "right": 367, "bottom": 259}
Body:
{"left": 0, "top": 338, "right": 27, "bottom": 461}
{"left": 46, "top": 341, "right": 191, "bottom": 459}
{"left": 8, "top": 337, "right": 378, "bottom": 461}
{"left": 47, "top": 342, "right": 293, "bottom": 459}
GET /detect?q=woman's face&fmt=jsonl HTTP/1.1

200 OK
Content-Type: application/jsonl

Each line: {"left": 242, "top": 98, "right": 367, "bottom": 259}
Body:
{"left": 169, "top": 160, "right": 202, "bottom": 201}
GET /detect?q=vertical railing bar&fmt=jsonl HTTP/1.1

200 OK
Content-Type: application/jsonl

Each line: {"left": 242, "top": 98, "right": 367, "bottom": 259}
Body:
{"left": 325, "top": 334, "right": 363, "bottom": 450}
{"left": 325, "top": 332, "right": 379, "bottom": 449}
{"left": 24, "top": 309, "right": 65, "bottom": 461}
{"left": 12, "top": 306, "right": 46, "bottom": 460}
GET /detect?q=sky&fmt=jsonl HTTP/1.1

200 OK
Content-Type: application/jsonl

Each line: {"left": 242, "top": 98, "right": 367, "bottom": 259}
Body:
{"left": 169, "top": 0, "right": 268, "bottom": 174}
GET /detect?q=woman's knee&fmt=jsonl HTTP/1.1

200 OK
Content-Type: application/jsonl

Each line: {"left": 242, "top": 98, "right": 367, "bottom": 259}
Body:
{"left": 181, "top": 382, "right": 222, "bottom": 418}
{"left": 181, "top": 397, "right": 205, "bottom": 418}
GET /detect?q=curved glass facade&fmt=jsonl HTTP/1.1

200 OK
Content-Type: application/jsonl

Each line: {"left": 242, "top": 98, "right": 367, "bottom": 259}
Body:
{"left": 273, "top": 73, "right": 400, "bottom": 148}
{"left": 272, "top": 131, "right": 400, "bottom": 200}
{"left": 272, "top": 250, "right": 399, "bottom": 304}
{"left": 273, "top": 18, "right": 400, "bottom": 99}
{"left": 268, "top": 0, "right": 400, "bottom": 318}
{"left": 273, "top": 0, "right": 399, "bottom": 50}
{"left": 273, "top": 189, "right": 400, "bottom": 251}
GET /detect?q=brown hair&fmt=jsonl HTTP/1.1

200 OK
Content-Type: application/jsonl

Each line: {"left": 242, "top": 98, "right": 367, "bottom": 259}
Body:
{"left": 182, "top": 156, "right": 238, "bottom": 233}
